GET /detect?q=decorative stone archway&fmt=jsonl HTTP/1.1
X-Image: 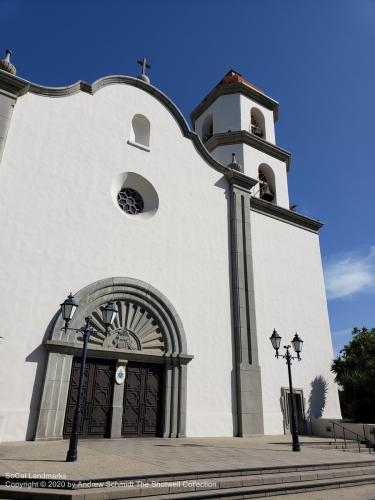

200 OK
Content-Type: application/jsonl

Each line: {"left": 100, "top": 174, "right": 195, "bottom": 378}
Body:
{"left": 35, "top": 277, "right": 192, "bottom": 440}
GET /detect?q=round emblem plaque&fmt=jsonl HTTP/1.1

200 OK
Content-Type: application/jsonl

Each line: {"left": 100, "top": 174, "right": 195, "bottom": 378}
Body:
{"left": 115, "top": 366, "right": 126, "bottom": 384}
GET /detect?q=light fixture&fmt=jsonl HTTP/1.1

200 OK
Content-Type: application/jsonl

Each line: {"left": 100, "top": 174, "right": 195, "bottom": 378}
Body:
{"left": 269, "top": 329, "right": 282, "bottom": 356}
{"left": 291, "top": 333, "right": 303, "bottom": 359}
{"left": 269, "top": 328, "right": 304, "bottom": 452}
{"left": 102, "top": 302, "right": 118, "bottom": 333}
{"left": 60, "top": 293, "right": 78, "bottom": 327}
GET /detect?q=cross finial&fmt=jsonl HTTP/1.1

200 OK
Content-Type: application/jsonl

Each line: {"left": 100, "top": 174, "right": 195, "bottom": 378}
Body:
{"left": 137, "top": 57, "right": 151, "bottom": 84}
{"left": 137, "top": 57, "right": 150, "bottom": 75}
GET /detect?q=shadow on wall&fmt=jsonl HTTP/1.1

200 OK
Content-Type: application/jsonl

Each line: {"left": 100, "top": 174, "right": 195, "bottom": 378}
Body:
{"left": 25, "top": 310, "right": 60, "bottom": 440}
{"left": 307, "top": 375, "right": 328, "bottom": 419}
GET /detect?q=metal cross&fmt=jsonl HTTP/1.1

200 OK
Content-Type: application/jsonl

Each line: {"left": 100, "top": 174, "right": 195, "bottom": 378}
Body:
{"left": 137, "top": 57, "right": 151, "bottom": 76}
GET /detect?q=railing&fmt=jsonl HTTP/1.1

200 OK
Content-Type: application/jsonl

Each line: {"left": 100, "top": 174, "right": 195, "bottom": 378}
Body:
{"left": 330, "top": 421, "right": 373, "bottom": 454}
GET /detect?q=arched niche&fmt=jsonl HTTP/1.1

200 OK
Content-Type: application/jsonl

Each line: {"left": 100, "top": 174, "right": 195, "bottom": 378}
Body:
{"left": 258, "top": 163, "right": 276, "bottom": 203}
{"left": 130, "top": 114, "right": 151, "bottom": 147}
{"left": 202, "top": 114, "right": 213, "bottom": 142}
{"left": 250, "top": 107, "right": 266, "bottom": 140}
{"left": 35, "top": 277, "right": 192, "bottom": 440}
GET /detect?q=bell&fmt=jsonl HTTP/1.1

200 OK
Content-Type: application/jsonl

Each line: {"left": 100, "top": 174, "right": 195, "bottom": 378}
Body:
{"left": 260, "top": 185, "right": 274, "bottom": 202}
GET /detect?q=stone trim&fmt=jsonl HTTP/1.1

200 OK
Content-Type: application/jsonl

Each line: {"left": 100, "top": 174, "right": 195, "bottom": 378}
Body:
{"left": 0, "top": 69, "right": 29, "bottom": 97}
{"left": 43, "top": 339, "right": 193, "bottom": 364}
{"left": 110, "top": 359, "right": 128, "bottom": 438}
{"left": 250, "top": 197, "right": 323, "bottom": 233}
{"left": 127, "top": 139, "right": 150, "bottom": 152}
{"left": 190, "top": 81, "right": 279, "bottom": 125}
{"left": 0, "top": 71, "right": 231, "bottom": 175}
{"left": 227, "top": 176, "right": 264, "bottom": 436}
{"left": 0, "top": 94, "right": 16, "bottom": 163}
{"left": 35, "top": 277, "right": 192, "bottom": 440}
{"left": 225, "top": 170, "right": 258, "bottom": 191}
{"left": 206, "top": 131, "right": 291, "bottom": 171}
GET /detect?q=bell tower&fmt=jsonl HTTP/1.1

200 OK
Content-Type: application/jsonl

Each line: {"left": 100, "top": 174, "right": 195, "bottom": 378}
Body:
{"left": 190, "top": 70, "right": 292, "bottom": 209}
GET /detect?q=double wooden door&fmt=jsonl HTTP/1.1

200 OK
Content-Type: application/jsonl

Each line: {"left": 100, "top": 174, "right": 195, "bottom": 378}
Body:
{"left": 63, "top": 357, "right": 114, "bottom": 439}
{"left": 122, "top": 362, "right": 163, "bottom": 437}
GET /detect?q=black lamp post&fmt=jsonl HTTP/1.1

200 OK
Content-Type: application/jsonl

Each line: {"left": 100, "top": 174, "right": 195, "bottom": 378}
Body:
{"left": 60, "top": 294, "right": 118, "bottom": 462}
{"left": 270, "top": 329, "right": 304, "bottom": 452}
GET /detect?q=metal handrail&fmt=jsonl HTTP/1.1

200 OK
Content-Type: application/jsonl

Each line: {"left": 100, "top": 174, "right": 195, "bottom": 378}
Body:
{"left": 330, "top": 421, "right": 372, "bottom": 454}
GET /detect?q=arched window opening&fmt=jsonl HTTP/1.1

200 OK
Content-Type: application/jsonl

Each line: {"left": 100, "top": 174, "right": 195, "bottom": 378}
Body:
{"left": 202, "top": 114, "right": 213, "bottom": 142}
{"left": 130, "top": 114, "right": 150, "bottom": 147}
{"left": 258, "top": 164, "right": 276, "bottom": 203}
{"left": 250, "top": 108, "right": 266, "bottom": 140}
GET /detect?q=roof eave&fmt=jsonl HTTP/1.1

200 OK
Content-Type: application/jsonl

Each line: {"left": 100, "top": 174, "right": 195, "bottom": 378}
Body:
{"left": 190, "top": 82, "right": 279, "bottom": 126}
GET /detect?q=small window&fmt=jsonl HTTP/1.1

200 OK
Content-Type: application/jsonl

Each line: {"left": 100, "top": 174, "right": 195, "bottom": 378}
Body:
{"left": 130, "top": 114, "right": 150, "bottom": 148}
{"left": 250, "top": 108, "right": 266, "bottom": 140}
{"left": 258, "top": 164, "right": 276, "bottom": 203}
{"left": 202, "top": 114, "right": 213, "bottom": 142}
{"left": 117, "top": 187, "right": 144, "bottom": 215}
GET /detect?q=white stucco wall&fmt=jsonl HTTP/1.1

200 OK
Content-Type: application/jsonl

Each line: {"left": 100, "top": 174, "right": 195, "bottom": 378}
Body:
{"left": 210, "top": 143, "right": 244, "bottom": 171}
{"left": 250, "top": 211, "right": 342, "bottom": 434}
{"left": 194, "top": 93, "right": 275, "bottom": 145}
{"left": 0, "top": 84, "right": 234, "bottom": 441}
{"left": 243, "top": 146, "right": 289, "bottom": 208}
{"left": 239, "top": 94, "right": 275, "bottom": 144}
{"left": 194, "top": 94, "right": 242, "bottom": 137}
{"left": 211, "top": 144, "right": 289, "bottom": 209}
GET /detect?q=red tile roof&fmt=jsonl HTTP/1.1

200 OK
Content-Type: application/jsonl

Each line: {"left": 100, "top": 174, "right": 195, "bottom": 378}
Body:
{"left": 219, "top": 69, "right": 264, "bottom": 93}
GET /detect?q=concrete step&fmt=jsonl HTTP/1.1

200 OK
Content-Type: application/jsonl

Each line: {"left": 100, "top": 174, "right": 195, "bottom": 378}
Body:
{"left": 1, "top": 460, "right": 375, "bottom": 499}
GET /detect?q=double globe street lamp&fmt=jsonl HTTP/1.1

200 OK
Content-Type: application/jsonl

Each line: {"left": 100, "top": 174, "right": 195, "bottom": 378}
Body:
{"left": 60, "top": 293, "right": 118, "bottom": 462}
{"left": 269, "top": 329, "right": 304, "bottom": 452}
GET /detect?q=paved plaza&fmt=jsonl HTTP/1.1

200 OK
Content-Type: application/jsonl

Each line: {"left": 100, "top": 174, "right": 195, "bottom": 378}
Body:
{"left": 0, "top": 435, "right": 374, "bottom": 480}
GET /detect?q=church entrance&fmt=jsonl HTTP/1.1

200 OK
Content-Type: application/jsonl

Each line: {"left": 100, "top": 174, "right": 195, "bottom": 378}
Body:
{"left": 63, "top": 357, "right": 115, "bottom": 439}
{"left": 35, "top": 277, "right": 191, "bottom": 441}
{"left": 122, "top": 362, "right": 163, "bottom": 437}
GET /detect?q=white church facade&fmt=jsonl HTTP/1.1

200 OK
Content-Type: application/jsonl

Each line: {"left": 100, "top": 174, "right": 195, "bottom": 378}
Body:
{"left": 0, "top": 53, "right": 341, "bottom": 442}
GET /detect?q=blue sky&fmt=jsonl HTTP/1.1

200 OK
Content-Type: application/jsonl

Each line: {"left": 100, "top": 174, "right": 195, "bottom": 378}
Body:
{"left": 2, "top": 0, "right": 374, "bottom": 355}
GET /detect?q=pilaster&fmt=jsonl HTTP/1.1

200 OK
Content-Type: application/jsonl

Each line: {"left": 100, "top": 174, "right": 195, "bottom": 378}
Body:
{"left": 110, "top": 359, "right": 128, "bottom": 438}
{"left": 225, "top": 170, "right": 264, "bottom": 436}
{"left": 0, "top": 71, "right": 29, "bottom": 163}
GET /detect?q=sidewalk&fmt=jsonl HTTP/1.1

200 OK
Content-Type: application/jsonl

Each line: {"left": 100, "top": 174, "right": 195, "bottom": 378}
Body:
{"left": 0, "top": 435, "right": 374, "bottom": 480}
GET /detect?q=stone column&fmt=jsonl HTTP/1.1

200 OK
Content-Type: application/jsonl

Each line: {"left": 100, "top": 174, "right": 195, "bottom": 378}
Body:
{"left": 110, "top": 359, "right": 128, "bottom": 438}
{"left": 177, "top": 362, "right": 187, "bottom": 437}
{"left": 35, "top": 352, "right": 73, "bottom": 440}
{"left": 162, "top": 359, "right": 173, "bottom": 438}
{"left": 225, "top": 170, "right": 264, "bottom": 436}
{"left": 169, "top": 356, "right": 180, "bottom": 438}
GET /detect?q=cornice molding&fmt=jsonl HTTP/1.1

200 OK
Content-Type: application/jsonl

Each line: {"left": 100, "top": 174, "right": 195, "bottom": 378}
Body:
{"left": 250, "top": 197, "right": 323, "bottom": 233}
{"left": 0, "top": 69, "right": 29, "bottom": 97}
{"left": 44, "top": 340, "right": 194, "bottom": 364}
{"left": 190, "top": 81, "right": 279, "bottom": 125}
{"left": 0, "top": 72, "right": 234, "bottom": 175}
{"left": 225, "top": 169, "right": 258, "bottom": 191}
{"left": 205, "top": 130, "right": 291, "bottom": 171}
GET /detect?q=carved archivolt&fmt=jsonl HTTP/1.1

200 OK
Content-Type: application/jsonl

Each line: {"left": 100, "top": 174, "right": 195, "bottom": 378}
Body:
{"left": 85, "top": 300, "right": 165, "bottom": 353}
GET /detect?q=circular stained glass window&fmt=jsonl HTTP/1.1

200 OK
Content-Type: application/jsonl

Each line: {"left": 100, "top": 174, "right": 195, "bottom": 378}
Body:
{"left": 117, "top": 187, "right": 144, "bottom": 215}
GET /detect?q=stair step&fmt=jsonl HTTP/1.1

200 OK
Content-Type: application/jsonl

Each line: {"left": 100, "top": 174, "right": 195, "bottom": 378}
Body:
{"left": 3, "top": 470, "right": 374, "bottom": 499}
{"left": 134, "top": 475, "right": 375, "bottom": 499}
{"left": 1, "top": 460, "right": 375, "bottom": 499}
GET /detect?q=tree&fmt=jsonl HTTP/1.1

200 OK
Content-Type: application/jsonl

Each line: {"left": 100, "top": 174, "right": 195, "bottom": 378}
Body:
{"left": 331, "top": 327, "right": 375, "bottom": 423}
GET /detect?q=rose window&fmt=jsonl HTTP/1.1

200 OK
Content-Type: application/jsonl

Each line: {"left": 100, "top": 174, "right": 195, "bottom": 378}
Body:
{"left": 117, "top": 187, "right": 144, "bottom": 215}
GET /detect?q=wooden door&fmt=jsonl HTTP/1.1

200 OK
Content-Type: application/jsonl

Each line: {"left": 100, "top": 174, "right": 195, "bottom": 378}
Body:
{"left": 122, "top": 362, "right": 163, "bottom": 437}
{"left": 63, "top": 358, "right": 114, "bottom": 439}
{"left": 286, "top": 392, "right": 305, "bottom": 434}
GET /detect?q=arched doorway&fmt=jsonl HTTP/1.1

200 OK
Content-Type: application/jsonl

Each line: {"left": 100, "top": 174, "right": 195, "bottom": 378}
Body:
{"left": 35, "top": 278, "right": 192, "bottom": 440}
